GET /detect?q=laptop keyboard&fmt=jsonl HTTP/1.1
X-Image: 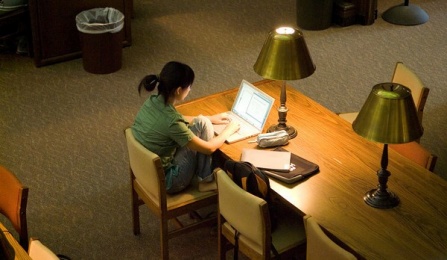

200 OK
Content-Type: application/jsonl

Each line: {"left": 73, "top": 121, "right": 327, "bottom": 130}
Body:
{"left": 228, "top": 114, "right": 257, "bottom": 135}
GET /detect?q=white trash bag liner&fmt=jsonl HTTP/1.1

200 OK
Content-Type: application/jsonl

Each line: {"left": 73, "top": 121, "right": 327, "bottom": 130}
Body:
{"left": 76, "top": 7, "right": 124, "bottom": 34}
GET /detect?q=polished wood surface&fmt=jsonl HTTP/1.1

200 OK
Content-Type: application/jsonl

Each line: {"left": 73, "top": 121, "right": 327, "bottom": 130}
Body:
{"left": 177, "top": 79, "right": 447, "bottom": 259}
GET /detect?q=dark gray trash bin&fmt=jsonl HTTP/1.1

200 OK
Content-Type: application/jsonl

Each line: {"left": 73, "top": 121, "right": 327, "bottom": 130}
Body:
{"left": 76, "top": 7, "right": 124, "bottom": 74}
{"left": 296, "top": 0, "right": 334, "bottom": 30}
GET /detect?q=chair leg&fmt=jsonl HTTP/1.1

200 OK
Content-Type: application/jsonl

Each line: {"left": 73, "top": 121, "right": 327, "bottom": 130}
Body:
{"left": 131, "top": 185, "right": 141, "bottom": 235}
{"left": 160, "top": 218, "right": 169, "bottom": 259}
{"left": 19, "top": 218, "right": 29, "bottom": 251}
{"left": 218, "top": 234, "right": 226, "bottom": 260}
{"left": 217, "top": 215, "right": 226, "bottom": 260}
{"left": 19, "top": 183, "right": 29, "bottom": 251}
{"left": 19, "top": 235, "right": 29, "bottom": 251}
{"left": 132, "top": 192, "right": 140, "bottom": 236}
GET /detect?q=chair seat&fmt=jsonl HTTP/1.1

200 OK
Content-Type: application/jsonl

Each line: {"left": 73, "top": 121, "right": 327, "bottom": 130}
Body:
{"left": 28, "top": 238, "right": 59, "bottom": 260}
{"left": 271, "top": 213, "right": 306, "bottom": 253}
{"left": 135, "top": 178, "right": 217, "bottom": 211}
{"left": 389, "top": 141, "right": 437, "bottom": 171}
{"left": 222, "top": 211, "right": 306, "bottom": 256}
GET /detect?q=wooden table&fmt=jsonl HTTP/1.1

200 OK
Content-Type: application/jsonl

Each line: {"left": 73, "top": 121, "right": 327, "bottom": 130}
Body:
{"left": 177, "top": 79, "right": 447, "bottom": 259}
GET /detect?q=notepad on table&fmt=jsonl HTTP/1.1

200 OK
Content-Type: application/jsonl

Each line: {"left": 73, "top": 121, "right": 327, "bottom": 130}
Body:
{"left": 240, "top": 148, "right": 291, "bottom": 172}
{"left": 261, "top": 147, "right": 319, "bottom": 184}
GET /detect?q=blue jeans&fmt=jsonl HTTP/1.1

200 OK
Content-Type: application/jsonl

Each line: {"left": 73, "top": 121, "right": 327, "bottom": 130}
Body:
{"left": 166, "top": 115, "right": 214, "bottom": 194}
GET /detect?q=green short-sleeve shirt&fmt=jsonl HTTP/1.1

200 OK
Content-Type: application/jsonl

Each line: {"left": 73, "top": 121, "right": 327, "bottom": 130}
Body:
{"left": 131, "top": 95, "right": 194, "bottom": 169}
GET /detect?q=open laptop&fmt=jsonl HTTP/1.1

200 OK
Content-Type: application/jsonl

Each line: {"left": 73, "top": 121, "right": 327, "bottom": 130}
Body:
{"left": 213, "top": 80, "right": 275, "bottom": 143}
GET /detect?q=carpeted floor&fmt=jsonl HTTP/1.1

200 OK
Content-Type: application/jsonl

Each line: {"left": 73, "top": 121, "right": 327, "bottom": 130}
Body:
{"left": 1, "top": 0, "right": 446, "bottom": 259}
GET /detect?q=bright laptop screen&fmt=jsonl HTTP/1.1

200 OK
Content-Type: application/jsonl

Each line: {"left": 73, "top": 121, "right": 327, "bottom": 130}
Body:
{"left": 232, "top": 80, "right": 274, "bottom": 129}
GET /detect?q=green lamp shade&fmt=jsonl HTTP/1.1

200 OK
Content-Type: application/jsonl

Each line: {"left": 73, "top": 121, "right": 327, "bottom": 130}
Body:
{"left": 353, "top": 83, "right": 423, "bottom": 144}
{"left": 253, "top": 27, "right": 315, "bottom": 80}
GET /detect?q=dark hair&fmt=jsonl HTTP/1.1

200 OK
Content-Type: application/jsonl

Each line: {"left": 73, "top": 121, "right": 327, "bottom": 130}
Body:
{"left": 138, "top": 61, "right": 195, "bottom": 104}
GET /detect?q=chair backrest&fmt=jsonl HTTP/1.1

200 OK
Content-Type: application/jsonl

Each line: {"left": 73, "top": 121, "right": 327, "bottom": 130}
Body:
{"left": 217, "top": 169, "right": 269, "bottom": 250}
{"left": 389, "top": 141, "right": 437, "bottom": 172}
{"left": 28, "top": 238, "right": 59, "bottom": 260}
{"left": 392, "top": 62, "right": 430, "bottom": 124}
{"left": 0, "top": 165, "right": 29, "bottom": 250}
{"left": 125, "top": 128, "right": 164, "bottom": 206}
{"left": 304, "top": 215, "right": 356, "bottom": 260}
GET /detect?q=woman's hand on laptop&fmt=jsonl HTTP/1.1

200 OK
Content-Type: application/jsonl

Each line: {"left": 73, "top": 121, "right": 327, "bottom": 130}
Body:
{"left": 222, "top": 121, "right": 240, "bottom": 136}
{"left": 209, "top": 112, "right": 232, "bottom": 124}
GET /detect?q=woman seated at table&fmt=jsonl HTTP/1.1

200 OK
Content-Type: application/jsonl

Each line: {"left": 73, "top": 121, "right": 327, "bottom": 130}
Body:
{"left": 131, "top": 61, "right": 239, "bottom": 193}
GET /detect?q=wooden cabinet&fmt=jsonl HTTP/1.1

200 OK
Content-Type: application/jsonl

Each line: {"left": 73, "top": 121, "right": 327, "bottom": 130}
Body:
{"left": 29, "top": 0, "right": 132, "bottom": 67}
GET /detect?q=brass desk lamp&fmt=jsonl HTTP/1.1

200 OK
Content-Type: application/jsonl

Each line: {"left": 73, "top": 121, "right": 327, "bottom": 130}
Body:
{"left": 254, "top": 27, "right": 315, "bottom": 139}
{"left": 353, "top": 83, "right": 423, "bottom": 208}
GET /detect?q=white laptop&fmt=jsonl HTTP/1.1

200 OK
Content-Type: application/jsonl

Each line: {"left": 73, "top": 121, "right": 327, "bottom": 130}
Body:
{"left": 213, "top": 80, "right": 275, "bottom": 143}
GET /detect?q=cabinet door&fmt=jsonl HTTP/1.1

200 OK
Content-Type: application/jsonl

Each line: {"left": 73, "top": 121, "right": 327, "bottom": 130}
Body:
{"left": 29, "top": 0, "right": 132, "bottom": 67}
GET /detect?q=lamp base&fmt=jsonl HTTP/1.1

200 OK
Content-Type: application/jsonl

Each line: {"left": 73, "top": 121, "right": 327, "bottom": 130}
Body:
{"left": 364, "top": 188, "right": 400, "bottom": 209}
{"left": 267, "top": 124, "right": 297, "bottom": 139}
{"left": 382, "top": 3, "right": 429, "bottom": 25}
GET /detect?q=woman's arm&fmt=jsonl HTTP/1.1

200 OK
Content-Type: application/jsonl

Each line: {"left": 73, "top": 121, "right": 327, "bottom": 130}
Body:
{"left": 186, "top": 121, "right": 239, "bottom": 155}
{"left": 184, "top": 113, "right": 230, "bottom": 125}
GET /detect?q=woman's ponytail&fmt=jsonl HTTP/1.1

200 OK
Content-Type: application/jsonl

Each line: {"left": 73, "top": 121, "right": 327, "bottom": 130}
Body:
{"left": 138, "top": 62, "right": 194, "bottom": 104}
{"left": 138, "top": 74, "right": 158, "bottom": 95}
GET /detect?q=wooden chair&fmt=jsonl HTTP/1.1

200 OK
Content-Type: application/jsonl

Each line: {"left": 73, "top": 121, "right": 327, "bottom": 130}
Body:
{"left": 216, "top": 169, "right": 306, "bottom": 259}
{"left": 339, "top": 62, "right": 430, "bottom": 128}
{"left": 389, "top": 141, "right": 437, "bottom": 172}
{"left": 304, "top": 215, "right": 357, "bottom": 260}
{"left": 0, "top": 222, "right": 32, "bottom": 260}
{"left": 124, "top": 128, "right": 217, "bottom": 259}
{"left": 0, "top": 165, "right": 29, "bottom": 251}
